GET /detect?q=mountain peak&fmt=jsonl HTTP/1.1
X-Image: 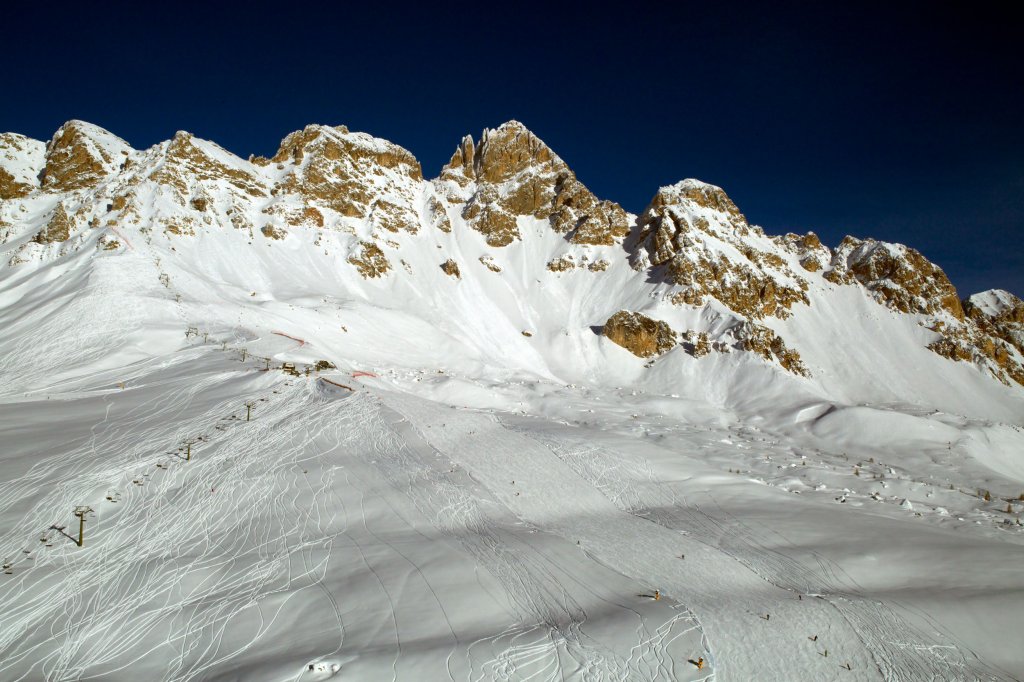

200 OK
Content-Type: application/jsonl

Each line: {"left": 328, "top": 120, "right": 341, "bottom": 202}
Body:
{"left": 266, "top": 123, "right": 423, "bottom": 229}
{"left": 42, "top": 120, "right": 132, "bottom": 192}
{"left": 439, "top": 123, "right": 628, "bottom": 247}
{"left": 649, "top": 178, "right": 745, "bottom": 222}
{"left": 443, "top": 120, "right": 556, "bottom": 186}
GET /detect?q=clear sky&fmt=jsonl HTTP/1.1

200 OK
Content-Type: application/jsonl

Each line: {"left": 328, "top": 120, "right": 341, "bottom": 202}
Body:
{"left": 4, "top": 2, "right": 1021, "bottom": 297}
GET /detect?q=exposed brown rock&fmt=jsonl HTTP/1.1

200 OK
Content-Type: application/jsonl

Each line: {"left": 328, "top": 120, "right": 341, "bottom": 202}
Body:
{"left": 370, "top": 199, "right": 416, "bottom": 234}
{"left": 33, "top": 204, "right": 74, "bottom": 243}
{"left": 634, "top": 180, "right": 809, "bottom": 319}
{"left": 302, "top": 206, "right": 324, "bottom": 227}
{"left": 547, "top": 256, "right": 576, "bottom": 272}
{"left": 587, "top": 259, "right": 610, "bottom": 272}
{"left": 426, "top": 196, "right": 451, "bottom": 232}
{"left": 347, "top": 240, "right": 390, "bottom": 278}
{"left": 0, "top": 133, "right": 42, "bottom": 199}
{"left": 735, "top": 322, "right": 810, "bottom": 376}
{"left": 150, "top": 132, "right": 266, "bottom": 200}
{"left": 162, "top": 219, "right": 196, "bottom": 237}
{"left": 440, "top": 121, "right": 629, "bottom": 246}
{"left": 0, "top": 167, "right": 33, "bottom": 199}
{"left": 272, "top": 125, "right": 421, "bottom": 225}
{"left": 463, "top": 202, "right": 518, "bottom": 246}
{"left": 261, "top": 224, "right": 286, "bottom": 240}
{"left": 41, "top": 121, "right": 129, "bottom": 192}
{"left": 824, "top": 237, "right": 963, "bottom": 320}
{"left": 440, "top": 259, "right": 461, "bottom": 278}
{"left": 933, "top": 290, "right": 1024, "bottom": 386}
{"left": 681, "top": 330, "right": 712, "bottom": 357}
{"left": 774, "top": 232, "right": 831, "bottom": 272}
{"left": 603, "top": 310, "right": 676, "bottom": 358}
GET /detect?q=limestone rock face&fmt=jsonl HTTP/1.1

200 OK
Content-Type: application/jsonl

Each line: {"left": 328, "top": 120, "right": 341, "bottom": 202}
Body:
{"left": 824, "top": 237, "right": 963, "bottom": 320}
{"left": 440, "top": 259, "right": 461, "bottom": 279}
{"left": 0, "top": 133, "right": 45, "bottom": 199}
{"left": 271, "top": 125, "right": 423, "bottom": 231}
{"left": 149, "top": 131, "right": 267, "bottom": 200}
{"left": 633, "top": 179, "right": 809, "bottom": 319}
{"left": 773, "top": 232, "right": 831, "bottom": 273}
{"left": 347, "top": 241, "right": 391, "bottom": 278}
{"left": 439, "top": 121, "right": 629, "bottom": 247}
{"left": 41, "top": 121, "right": 132, "bottom": 192}
{"left": 733, "top": 321, "right": 810, "bottom": 377}
{"left": 33, "top": 203, "right": 75, "bottom": 243}
{"left": 603, "top": 311, "right": 676, "bottom": 358}
{"left": 931, "top": 290, "right": 1024, "bottom": 386}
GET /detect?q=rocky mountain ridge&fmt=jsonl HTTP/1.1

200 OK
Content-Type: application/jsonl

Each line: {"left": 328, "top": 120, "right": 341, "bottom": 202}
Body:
{"left": 1, "top": 118, "right": 1021, "bottom": 390}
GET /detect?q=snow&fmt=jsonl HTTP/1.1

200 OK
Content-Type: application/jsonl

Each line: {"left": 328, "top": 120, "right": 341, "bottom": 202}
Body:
{"left": 0, "top": 124, "right": 1022, "bottom": 680}
{"left": 967, "top": 289, "right": 1021, "bottom": 317}
{"left": 0, "top": 133, "right": 45, "bottom": 189}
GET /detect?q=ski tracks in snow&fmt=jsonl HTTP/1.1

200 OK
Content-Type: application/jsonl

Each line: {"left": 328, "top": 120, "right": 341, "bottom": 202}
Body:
{"left": 509, "top": 425, "right": 1005, "bottom": 681}
{"left": 369, "top": 391, "right": 705, "bottom": 681}
{"left": 0, "top": 366, "right": 347, "bottom": 681}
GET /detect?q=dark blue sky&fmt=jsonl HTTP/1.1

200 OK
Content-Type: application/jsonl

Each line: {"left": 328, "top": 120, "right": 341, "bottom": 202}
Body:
{"left": 5, "top": 2, "right": 1021, "bottom": 297}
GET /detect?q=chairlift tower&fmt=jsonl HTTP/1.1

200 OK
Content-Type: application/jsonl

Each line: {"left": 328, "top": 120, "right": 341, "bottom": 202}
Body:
{"left": 73, "top": 506, "right": 94, "bottom": 547}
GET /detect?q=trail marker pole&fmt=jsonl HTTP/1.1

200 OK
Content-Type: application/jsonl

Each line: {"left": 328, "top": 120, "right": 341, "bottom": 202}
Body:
{"left": 240, "top": 349, "right": 248, "bottom": 362}
{"left": 73, "top": 506, "right": 94, "bottom": 547}
{"left": 245, "top": 401, "right": 255, "bottom": 421}
{"left": 183, "top": 437, "right": 198, "bottom": 461}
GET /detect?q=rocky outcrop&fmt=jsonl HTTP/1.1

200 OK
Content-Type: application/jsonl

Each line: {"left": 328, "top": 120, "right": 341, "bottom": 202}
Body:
{"left": 347, "top": 241, "right": 390, "bottom": 278}
{"left": 547, "top": 256, "right": 577, "bottom": 272}
{"left": 41, "top": 121, "right": 132, "bottom": 192}
{"left": 824, "top": 237, "right": 963, "bottom": 320}
{"left": 0, "top": 133, "right": 44, "bottom": 199}
{"left": 603, "top": 311, "right": 676, "bottom": 358}
{"left": 734, "top": 322, "right": 810, "bottom": 376}
{"left": 928, "top": 290, "right": 1024, "bottom": 386}
{"left": 439, "top": 121, "right": 629, "bottom": 247}
{"left": 271, "top": 125, "right": 422, "bottom": 229}
{"left": 33, "top": 203, "right": 75, "bottom": 243}
{"left": 440, "top": 259, "right": 461, "bottom": 278}
{"left": 633, "top": 180, "right": 809, "bottom": 319}
{"left": 149, "top": 131, "right": 266, "bottom": 200}
{"left": 774, "top": 232, "right": 831, "bottom": 272}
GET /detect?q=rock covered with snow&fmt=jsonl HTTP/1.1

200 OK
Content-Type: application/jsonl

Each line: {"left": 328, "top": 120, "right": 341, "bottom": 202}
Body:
{"left": 438, "top": 120, "right": 629, "bottom": 247}
{"left": 0, "top": 133, "right": 45, "bottom": 199}
{"left": 41, "top": 120, "right": 133, "bottom": 192}
{"left": 824, "top": 236, "right": 964, "bottom": 320}
{"left": 631, "top": 179, "right": 810, "bottom": 319}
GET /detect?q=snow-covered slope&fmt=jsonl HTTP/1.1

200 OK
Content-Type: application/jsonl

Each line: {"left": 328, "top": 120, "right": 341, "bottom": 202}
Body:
{"left": 1, "top": 120, "right": 1022, "bottom": 681}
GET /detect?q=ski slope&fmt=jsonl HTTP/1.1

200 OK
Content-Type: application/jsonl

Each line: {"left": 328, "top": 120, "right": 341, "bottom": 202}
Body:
{"left": 1, "top": 149, "right": 1023, "bottom": 680}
